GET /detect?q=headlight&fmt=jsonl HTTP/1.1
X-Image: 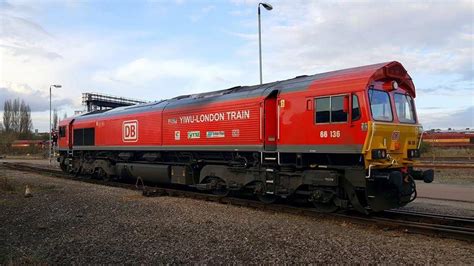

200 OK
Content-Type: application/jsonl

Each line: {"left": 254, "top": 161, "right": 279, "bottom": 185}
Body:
{"left": 372, "top": 149, "right": 387, "bottom": 159}
{"left": 407, "top": 149, "right": 420, "bottom": 158}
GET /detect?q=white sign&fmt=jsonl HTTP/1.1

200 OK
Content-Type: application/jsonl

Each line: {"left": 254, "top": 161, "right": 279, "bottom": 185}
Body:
{"left": 187, "top": 131, "right": 201, "bottom": 139}
{"left": 232, "top": 129, "right": 240, "bottom": 137}
{"left": 123, "top": 120, "right": 138, "bottom": 142}
{"left": 179, "top": 110, "right": 250, "bottom": 124}
{"left": 206, "top": 131, "right": 225, "bottom": 138}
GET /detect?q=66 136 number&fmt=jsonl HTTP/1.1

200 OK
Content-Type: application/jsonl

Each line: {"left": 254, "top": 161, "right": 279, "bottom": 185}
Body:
{"left": 319, "top": 130, "right": 341, "bottom": 138}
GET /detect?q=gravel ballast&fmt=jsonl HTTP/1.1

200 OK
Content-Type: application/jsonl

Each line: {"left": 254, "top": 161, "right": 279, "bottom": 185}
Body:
{"left": 0, "top": 168, "right": 473, "bottom": 264}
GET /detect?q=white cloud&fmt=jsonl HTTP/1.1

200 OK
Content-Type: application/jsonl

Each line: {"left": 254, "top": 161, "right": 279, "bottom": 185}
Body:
{"left": 420, "top": 106, "right": 474, "bottom": 129}
{"left": 92, "top": 56, "right": 244, "bottom": 97}
{"left": 1, "top": 0, "right": 472, "bottom": 131}
{"left": 231, "top": 0, "right": 473, "bottom": 81}
{"left": 0, "top": 83, "right": 75, "bottom": 112}
{"left": 229, "top": 0, "right": 473, "bottom": 129}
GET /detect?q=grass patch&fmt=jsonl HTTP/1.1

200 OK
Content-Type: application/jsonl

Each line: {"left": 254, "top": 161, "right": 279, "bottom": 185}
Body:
{"left": 0, "top": 176, "right": 17, "bottom": 192}
{"left": 37, "top": 184, "right": 56, "bottom": 191}
{"left": 0, "top": 199, "right": 11, "bottom": 205}
{"left": 0, "top": 254, "right": 47, "bottom": 265}
{"left": 421, "top": 147, "right": 473, "bottom": 158}
{"left": 0, "top": 247, "right": 46, "bottom": 264}
{"left": 0, "top": 250, "right": 9, "bottom": 265}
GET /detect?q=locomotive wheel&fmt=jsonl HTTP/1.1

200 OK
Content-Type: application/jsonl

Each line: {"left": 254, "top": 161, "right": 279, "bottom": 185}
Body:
{"left": 207, "top": 177, "right": 229, "bottom": 197}
{"left": 310, "top": 189, "right": 339, "bottom": 213}
{"left": 94, "top": 167, "right": 109, "bottom": 181}
{"left": 73, "top": 166, "right": 82, "bottom": 177}
{"left": 253, "top": 181, "right": 277, "bottom": 204}
{"left": 60, "top": 162, "right": 68, "bottom": 172}
{"left": 257, "top": 194, "right": 278, "bottom": 204}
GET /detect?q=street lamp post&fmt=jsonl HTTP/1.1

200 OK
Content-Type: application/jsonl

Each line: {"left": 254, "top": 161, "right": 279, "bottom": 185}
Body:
{"left": 258, "top": 2, "right": 273, "bottom": 85}
{"left": 49, "top": 84, "right": 61, "bottom": 166}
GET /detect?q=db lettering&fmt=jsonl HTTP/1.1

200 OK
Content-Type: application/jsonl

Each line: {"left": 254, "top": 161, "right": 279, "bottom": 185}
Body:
{"left": 123, "top": 120, "right": 138, "bottom": 142}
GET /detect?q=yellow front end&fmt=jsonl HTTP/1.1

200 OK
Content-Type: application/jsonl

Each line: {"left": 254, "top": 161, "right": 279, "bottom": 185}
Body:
{"left": 362, "top": 121, "right": 422, "bottom": 169}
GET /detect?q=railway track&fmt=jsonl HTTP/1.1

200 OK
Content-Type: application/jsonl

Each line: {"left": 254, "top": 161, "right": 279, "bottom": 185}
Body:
{"left": 2, "top": 161, "right": 473, "bottom": 242}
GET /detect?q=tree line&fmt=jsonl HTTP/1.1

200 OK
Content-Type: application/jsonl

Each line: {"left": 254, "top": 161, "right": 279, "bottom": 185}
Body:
{"left": 1, "top": 98, "right": 68, "bottom": 155}
{"left": 2, "top": 98, "right": 33, "bottom": 138}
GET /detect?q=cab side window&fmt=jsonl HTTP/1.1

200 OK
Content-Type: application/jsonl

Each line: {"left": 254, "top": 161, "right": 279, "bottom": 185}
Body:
{"left": 315, "top": 97, "right": 330, "bottom": 123}
{"left": 352, "top": 95, "right": 361, "bottom": 121}
{"left": 315, "top": 95, "right": 348, "bottom": 123}
{"left": 59, "top": 126, "right": 66, "bottom": 138}
{"left": 331, "top": 96, "right": 347, "bottom": 122}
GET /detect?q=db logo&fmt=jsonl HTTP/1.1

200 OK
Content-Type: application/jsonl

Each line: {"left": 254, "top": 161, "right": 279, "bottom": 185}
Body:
{"left": 123, "top": 120, "right": 138, "bottom": 142}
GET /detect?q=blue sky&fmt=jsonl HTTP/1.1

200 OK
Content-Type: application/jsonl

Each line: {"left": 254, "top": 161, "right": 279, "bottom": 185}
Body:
{"left": 0, "top": 0, "right": 473, "bottom": 131}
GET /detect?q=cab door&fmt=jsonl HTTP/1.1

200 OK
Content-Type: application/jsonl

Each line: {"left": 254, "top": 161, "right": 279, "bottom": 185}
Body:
{"left": 263, "top": 91, "right": 278, "bottom": 151}
{"left": 68, "top": 119, "right": 75, "bottom": 151}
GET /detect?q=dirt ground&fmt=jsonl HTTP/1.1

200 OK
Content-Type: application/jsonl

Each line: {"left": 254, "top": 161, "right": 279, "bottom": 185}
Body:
{"left": 1, "top": 167, "right": 473, "bottom": 264}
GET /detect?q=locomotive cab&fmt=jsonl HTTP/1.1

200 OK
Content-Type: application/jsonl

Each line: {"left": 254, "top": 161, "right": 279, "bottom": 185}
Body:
{"left": 361, "top": 77, "right": 433, "bottom": 211}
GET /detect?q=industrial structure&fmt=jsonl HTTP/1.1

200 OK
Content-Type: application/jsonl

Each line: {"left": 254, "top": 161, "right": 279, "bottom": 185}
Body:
{"left": 82, "top": 92, "right": 147, "bottom": 112}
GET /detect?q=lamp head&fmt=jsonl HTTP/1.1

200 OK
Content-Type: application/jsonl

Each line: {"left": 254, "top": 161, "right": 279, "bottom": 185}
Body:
{"left": 52, "top": 84, "right": 62, "bottom": 88}
{"left": 260, "top": 2, "right": 273, "bottom": 10}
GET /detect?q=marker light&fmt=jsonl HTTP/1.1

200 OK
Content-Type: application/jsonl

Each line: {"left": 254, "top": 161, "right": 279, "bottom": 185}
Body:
{"left": 371, "top": 149, "right": 387, "bottom": 159}
{"left": 407, "top": 149, "right": 420, "bottom": 158}
{"left": 382, "top": 81, "right": 398, "bottom": 91}
{"left": 392, "top": 81, "right": 398, "bottom": 90}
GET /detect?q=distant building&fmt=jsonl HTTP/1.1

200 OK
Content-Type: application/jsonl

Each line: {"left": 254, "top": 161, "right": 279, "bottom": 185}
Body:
{"left": 11, "top": 140, "right": 46, "bottom": 149}
{"left": 423, "top": 129, "right": 474, "bottom": 148}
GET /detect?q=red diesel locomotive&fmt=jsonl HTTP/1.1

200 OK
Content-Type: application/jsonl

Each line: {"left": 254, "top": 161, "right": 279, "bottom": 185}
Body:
{"left": 58, "top": 61, "right": 433, "bottom": 213}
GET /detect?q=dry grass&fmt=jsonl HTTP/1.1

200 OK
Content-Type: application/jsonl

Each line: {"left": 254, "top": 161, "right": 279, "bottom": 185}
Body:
{"left": 0, "top": 176, "right": 16, "bottom": 192}
{"left": 421, "top": 147, "right": 473, "bottom": 158}
{"left": 0, "top": 252, "right": 46, "bottom": 265}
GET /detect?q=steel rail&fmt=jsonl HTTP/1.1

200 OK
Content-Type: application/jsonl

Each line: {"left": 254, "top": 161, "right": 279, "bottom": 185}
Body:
{"left": 384, "top": 209, "right": 474, "bottom": 225}
{"left": 2, "top": 162, "right": 473, "bottom": 242}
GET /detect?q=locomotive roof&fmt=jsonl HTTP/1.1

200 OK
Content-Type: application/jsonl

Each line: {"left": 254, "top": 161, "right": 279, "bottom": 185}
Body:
{"left": 169, "top": 60, "right": 414, "bottom": 100}
{"left": 73, "top": 61, "right": 414, "bottom": 121}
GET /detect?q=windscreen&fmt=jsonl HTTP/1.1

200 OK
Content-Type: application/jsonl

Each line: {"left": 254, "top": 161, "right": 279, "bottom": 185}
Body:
{"left": 368, "top": 89, "right": 393, "bottom": 121}
{"left": 394, "top": 93, "right": 416, "bottom": 123}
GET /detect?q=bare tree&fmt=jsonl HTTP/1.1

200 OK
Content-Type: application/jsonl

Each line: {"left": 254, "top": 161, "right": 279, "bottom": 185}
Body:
{"left": 19, "top": 100, "right": 32, "bottom": 135}
{"left": 11, "top": 98, "right": 20, "bottom": 133}
{"left": 3, "top": 100, "right": 12, "bottom": 132}
{"left": 19, "top": 100, "right": 26, "bottom": 134}
{"left": 53, "top": 109, "right": 58, "bottom": 130}
{"left": 2, "top": 98, "right": 33, "bottom": 136}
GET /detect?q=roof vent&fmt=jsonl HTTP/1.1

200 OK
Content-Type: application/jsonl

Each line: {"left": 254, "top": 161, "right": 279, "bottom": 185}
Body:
{"left": 294, "top": 75, "right": 308, "bottom": 79}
